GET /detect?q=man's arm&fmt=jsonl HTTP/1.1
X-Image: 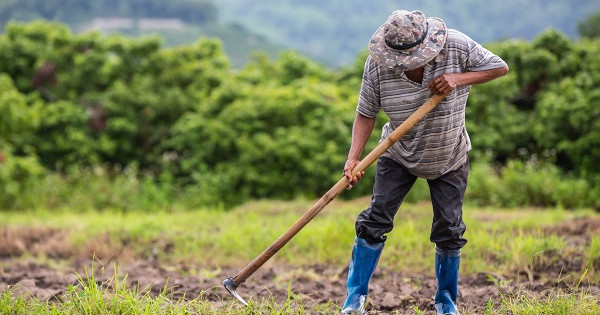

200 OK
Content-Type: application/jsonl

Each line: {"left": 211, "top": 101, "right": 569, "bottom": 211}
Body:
{"left": 428, "top": 66, "right": 509, "bottom": 95}
{"left": 344, "top": 112, "right": 376, "bottom": 189}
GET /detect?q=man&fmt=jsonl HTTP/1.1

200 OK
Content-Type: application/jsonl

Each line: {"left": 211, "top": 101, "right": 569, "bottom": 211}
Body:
{"left": 341, "top": 10, "right": 508, "bottom": 315}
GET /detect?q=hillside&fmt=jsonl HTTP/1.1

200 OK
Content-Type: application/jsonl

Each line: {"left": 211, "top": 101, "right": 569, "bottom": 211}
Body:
{"left": 0, "top": 0, "right": 283, "bottom": 67}
{"left": 217, "top": 0, "right": 600, "bottom": 67}
{"left": 1, "top": 0, "right": 599, "bottom": 67}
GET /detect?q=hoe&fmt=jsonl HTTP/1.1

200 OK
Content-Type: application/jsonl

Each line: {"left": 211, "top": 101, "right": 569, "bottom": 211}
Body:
{"left": 223, "top": 91, "right": 450, "bottom": 305}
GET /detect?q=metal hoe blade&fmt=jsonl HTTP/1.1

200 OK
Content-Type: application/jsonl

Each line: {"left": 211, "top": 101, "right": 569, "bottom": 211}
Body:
{"left": 223, "top": 277, "right": 248, "bottom": 306}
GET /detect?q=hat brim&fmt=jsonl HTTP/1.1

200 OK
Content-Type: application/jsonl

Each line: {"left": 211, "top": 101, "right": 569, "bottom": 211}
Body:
{"left": 369, "top": 17, "right": 447, "bottom": 72}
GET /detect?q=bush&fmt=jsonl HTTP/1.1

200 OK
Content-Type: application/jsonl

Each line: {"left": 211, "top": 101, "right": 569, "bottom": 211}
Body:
{"left": 0, "top": 147, "right": 44, "bottom": 209}
{"left": 1, "top": 21, "right": 599, "bottom": 211}
{"left": 10, "top": 165, "right": 181, "bottom": 211}
{"left": 467, "top": 159, "right": 595, "bottom": 209}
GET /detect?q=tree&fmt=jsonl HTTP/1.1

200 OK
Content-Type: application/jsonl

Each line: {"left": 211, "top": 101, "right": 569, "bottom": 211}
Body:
{"left": 0, "top": 74, "right": 44, "bottom": 208}
{"left": 578, "top": 10, "right": 600, "bottom": 39}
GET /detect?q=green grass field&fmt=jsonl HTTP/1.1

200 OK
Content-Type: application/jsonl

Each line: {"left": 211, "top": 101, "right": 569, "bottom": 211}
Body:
{"left": 1, "top": 199, "right": 599, "bottom": 314}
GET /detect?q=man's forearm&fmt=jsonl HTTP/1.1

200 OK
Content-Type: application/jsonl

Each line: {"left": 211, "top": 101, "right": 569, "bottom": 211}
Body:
{"left": 457, "top": 66, "right": 509, "bottom": 86}
{"left": 348, "top": 113, "right": 376, "bottom": 160}
{"left": 429, "top": 65, "right": 509, "bottom": 94}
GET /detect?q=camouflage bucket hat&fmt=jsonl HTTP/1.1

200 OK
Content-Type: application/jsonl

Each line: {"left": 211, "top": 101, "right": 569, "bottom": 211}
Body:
{"left": 369, "top": 10, "right": 447, "bottom": 72}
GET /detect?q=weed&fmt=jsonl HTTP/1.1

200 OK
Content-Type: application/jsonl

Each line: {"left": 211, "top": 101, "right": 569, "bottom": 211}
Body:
{"left": 412, "top": 305, "right": 426, "bottom": 314}
{"left": 497, "top": 287, "right": 600, "bottom": 314}
{"left": 585, "top": 236, "right": 600, "bottom": 270}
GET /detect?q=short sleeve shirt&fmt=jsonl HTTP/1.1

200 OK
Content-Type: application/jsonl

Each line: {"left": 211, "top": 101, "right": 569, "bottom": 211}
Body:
{"left": 357, "top": 29, "right": 508, "bottom": 179}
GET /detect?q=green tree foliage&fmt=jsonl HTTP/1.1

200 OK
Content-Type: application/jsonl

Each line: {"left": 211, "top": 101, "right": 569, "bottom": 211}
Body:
{"left": 578, "top": 10, "right": 600, "bottom": 39}
{"left": 0, "top": 21, "right": 359, "bottom": 207}
{"left": 0, "top": 74, "right": 40, "bottom": 140}
{"left": 0, "top": 74, "right": 44, "bottom": 208}
{"left": 99, "top": 39, "right": 229, "bottom": 169}
{"left": 1, "top": 21, "right": 599, "bottom": 209}
{"left": 463, "top": 30, "right": 571, "bottom": 163}
{"left": 168, "top": 52, "right": 363, "bottom": 203}
{"left": 533, "top": 37, "right": 600, "bottom": 176}
{"left": 474, "top": 29, "right": 600, "bottom": 178}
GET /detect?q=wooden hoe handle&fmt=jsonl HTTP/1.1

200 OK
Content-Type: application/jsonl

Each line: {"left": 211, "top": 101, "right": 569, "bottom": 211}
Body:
{"left": 226, "top": 91, "right": 450, "bottom": 293}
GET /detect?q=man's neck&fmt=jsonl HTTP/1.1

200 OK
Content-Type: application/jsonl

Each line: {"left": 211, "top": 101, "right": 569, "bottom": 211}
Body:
{"left": 404, "top": 66, "right": 424, "bottom": 84}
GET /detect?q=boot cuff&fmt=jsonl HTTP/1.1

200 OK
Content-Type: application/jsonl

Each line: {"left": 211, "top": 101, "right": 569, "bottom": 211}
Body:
{"left": 356, "top": 237, "right": 385, "bottom": 250}
{"left": 435, "top": 246, "right": 461, "bottom": 257}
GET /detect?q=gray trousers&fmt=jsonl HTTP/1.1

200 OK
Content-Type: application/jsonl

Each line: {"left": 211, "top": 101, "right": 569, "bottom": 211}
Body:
{"left": 356, "top": 156, "right": 468, "bottom": 250}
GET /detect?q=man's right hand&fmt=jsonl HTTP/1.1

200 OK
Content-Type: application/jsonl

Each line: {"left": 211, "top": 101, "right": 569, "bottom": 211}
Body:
{"left": 344, "top": 159, "right": 364, "bottom": 189}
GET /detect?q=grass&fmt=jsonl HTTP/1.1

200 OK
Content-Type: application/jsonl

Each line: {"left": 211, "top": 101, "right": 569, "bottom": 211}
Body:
{"left": 1, "top": 199, "right": 599, "bottom": 313}
{"left": 1, "top": 260, "right": 336, "bottom": 315}
{"left": 586, "top": 236, "right": 600, "bottom": 269}
{"left": 0, "top": 265, "right": 311, "bottom": 315}
{"left": 2, "top": 271, "right": 598, "bottom": 315}
{"left": 494, "top": 287, "right": 600, "bottom": 314}
{"left": 0, "top": 199, "right": 597, "bottom": 274}
{"left": 1, "top": 264, "right": 598, "bottom": 315}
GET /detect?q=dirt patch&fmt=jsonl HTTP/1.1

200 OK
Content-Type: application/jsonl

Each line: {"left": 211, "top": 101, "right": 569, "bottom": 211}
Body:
{"left": 0, "top": 226, "right": 71, "bottom": 259}
{"left": 544, "top": 217, "right": 600, "bottom": 245}
{"left": 1, "top": 259, "right": 598, "bottom": 314}
{"left": 1, "top": 217, "right": 599, "bottom": 313}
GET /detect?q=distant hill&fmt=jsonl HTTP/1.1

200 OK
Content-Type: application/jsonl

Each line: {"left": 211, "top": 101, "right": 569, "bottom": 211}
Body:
{"left": 217, "top": 0, "right": 600, "bottom": 67}
{"left": 0, "top": 0, "right": 218, "bottom": 27}
{"left": 0, "top": 0, "right": 283, "bottom": 68}
{"left": 2, "top": 0, "right": 599, "bottom": 68}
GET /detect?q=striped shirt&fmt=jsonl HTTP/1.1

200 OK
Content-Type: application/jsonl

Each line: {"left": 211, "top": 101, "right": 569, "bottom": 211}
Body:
{"left": 357, "top": 29, "right": 507, "bottom": 179}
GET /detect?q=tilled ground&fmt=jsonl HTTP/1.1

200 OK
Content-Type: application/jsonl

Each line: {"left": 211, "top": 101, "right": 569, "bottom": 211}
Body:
{"left": 1, "top": 258, "right": 598, "bottom": 314}
{"left": 1, "top": 217, "right": 599, "bottom": 314}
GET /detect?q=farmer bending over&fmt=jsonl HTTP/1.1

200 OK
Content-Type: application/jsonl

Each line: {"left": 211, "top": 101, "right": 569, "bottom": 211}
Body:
{"left": 341, "top": 10, "right": 509, "bottom": 315}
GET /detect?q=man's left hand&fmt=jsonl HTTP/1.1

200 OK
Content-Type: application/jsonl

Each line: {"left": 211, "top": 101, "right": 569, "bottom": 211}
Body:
{"left": 428, "top": 73, "right": 463, "bottom": 95}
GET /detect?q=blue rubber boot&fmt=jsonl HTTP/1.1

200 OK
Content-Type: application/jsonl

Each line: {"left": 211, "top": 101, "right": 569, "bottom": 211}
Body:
{"left": 434, "top": 247, "right": 461, "bottom": 315}
{"left": 341, "top": 237, "right": 384, "bottom": 314}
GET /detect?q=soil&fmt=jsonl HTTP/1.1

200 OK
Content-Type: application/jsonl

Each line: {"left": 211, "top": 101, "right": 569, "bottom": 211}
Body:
{"left": 1, "top": 218, "right": 599, "bottom": 314}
